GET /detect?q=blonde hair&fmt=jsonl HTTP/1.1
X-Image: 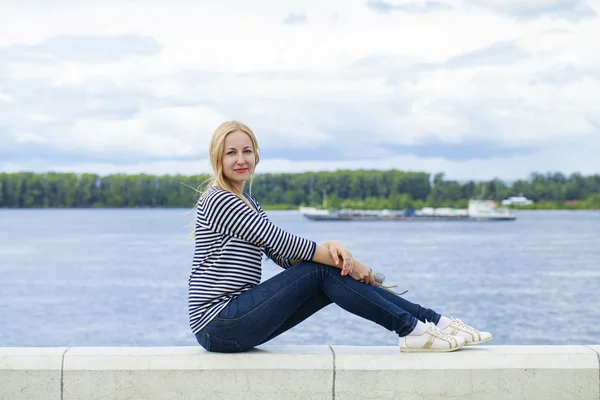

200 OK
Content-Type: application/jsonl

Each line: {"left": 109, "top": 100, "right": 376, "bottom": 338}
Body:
{"left": 188, "top": 120, "right": 261, "bottom": 238}
{"left": 208, "top": 120, "right": 260, "bottom": 200}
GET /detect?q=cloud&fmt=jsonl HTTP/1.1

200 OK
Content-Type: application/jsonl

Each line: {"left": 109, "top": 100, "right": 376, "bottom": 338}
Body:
{"left": 533, "top": 62, "right": 584, "bottom": 85}
{"left": 368, "top": 0, "right": 597, "bottom": 20}
{"left": 0, "top": 34, "right": 164, "bottom": 64}
{"left": 443, "top": 41, "right": 528, "bottom": 68}
{"left": 1, "top": 104, "right": 227, "bottom": 164}
{"left": 3, "top": 135, "right": 598, "bottom": 182}
{"left": 368, "top": 0, "right": 597, "bottom": 21}
{"left": 284, "top": 12, "right": 308, "bottom": 25}
{"left": 0, "top": 91, "right": 16, "bottom": 102}
{"left": 0, "top": 0, "right": 598, "bottom": 181}
{"left": 13, "top": 131, "right": 46, "bottom": 144}
{"left": 264, "top": 139, "right": 535, "bottom": 162}
{"left": 470, "top": 0, "right": 597, "bottom": 22}
{"left": 367, "top": 0, "right": 452, "bottom": 14}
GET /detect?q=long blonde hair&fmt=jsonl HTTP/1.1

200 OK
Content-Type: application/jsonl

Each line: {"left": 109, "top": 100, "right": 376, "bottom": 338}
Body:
{"left": 188, "top": 120, "right": 261, "bottom": 238}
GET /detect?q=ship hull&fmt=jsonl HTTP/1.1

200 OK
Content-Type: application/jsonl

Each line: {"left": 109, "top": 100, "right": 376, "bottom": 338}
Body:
{"left": 302, "top": 215, "right": 515, "bottom": 221}
{"left": 299, "top": 200, "right": 517, "bottom": 221}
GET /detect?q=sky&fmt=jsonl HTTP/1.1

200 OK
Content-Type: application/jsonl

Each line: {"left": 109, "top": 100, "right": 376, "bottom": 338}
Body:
{"left": 1, "top": 0, "right": 599, "bottom": 181}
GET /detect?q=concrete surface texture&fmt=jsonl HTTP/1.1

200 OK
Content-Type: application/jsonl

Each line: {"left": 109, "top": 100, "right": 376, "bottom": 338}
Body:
{"left": 1, "top": 345, "right": 599, "bottom": 400}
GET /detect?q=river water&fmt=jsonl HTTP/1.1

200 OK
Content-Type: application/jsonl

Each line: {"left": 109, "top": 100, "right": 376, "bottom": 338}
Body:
{"left": 0, "top": 209, "right": 598, "bottom": 347}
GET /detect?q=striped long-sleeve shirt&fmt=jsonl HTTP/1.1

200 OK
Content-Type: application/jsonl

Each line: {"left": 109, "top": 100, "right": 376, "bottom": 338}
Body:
{"left": 189, "top": 186, "right": 317, "bottom": 334}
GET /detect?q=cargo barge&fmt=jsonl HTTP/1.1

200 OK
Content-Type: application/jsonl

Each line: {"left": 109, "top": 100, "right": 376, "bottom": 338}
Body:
{"left": 299, "top": 200, "right": 516, "bottom": 221}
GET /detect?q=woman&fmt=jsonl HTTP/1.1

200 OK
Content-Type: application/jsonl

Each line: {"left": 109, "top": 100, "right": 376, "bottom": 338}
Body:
{"left": 190, "top": 120, "right": 492, "bottom": 353}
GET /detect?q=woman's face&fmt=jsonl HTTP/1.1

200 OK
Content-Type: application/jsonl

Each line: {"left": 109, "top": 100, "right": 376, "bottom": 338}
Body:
{"left": 222, "top": 130, "right": 256, "bottom": 191}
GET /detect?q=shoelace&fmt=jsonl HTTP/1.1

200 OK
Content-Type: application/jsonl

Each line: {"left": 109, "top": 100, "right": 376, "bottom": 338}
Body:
{"left": 452, "top": 317, "right": 478, "bottom": 334}
{"left": 433, "top": 325, "right": 453, "bottom": 340}
{"left": 425, "top": 322, "right": 453, "bottom": 341}
{"left": 451, "top": 317, "right": 481, "bottom": 340}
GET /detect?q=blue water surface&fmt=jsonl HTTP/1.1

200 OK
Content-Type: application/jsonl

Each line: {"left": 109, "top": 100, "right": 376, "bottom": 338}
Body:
{"left": 0, "top": 209, "right": 598, "bottom": 347}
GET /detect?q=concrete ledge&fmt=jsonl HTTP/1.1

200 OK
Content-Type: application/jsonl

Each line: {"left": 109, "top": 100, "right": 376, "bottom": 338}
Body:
{"left": 0, "top": 347, "right": 67, "bottom": 400}
{"left": 63, "top": 346, "right": 332, "bottom": 400}
{"left": 334, "top": 345, "right": 599, "bottom": 400}
{"left": 1, "top": 345, "right": 599, "bottom": 400}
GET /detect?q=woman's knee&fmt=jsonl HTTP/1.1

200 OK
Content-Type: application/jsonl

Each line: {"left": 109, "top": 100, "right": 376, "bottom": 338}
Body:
{"left": 294, "top": 261, "right": 341, "bottom": 281}
{"left": 297, "top": 260, "right": 336, "bottom": 273}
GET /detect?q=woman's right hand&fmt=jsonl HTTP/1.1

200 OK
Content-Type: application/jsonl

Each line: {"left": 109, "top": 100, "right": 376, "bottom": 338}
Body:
{"left": 349, "top": 259, "right": 375, "bottom": 285}
{"left": 326, "top": 240, "right": 354, "bottom": 276}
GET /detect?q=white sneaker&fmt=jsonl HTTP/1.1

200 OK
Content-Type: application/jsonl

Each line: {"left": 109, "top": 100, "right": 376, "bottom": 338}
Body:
{"left": 440, "top": 317, "right": 493, "bottom": 346}
{"left": 399, "top": 321, "right": 465, "bottom": 353}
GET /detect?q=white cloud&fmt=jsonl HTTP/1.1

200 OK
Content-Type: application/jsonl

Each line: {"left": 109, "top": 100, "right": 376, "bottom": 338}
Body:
{"left": 0, "top": 92, "right": 15, "bottom": 102}
{"left": 2, "top": 135, "right": 597, "bottom": 181}
{"left": 63, "top": 106, "right": 227, "bottom": 157}
{"left": 0, "top": 0, "right": 598, "bottom": 181}
{"left": 29, "top": 113, "right": 55, "bottom": 123}
{"left": 13, "top": 131, "right": 46, "bottom": 144}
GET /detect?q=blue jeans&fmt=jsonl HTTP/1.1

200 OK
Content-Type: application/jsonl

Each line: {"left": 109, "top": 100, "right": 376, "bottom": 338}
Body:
{"left": 195, "top": 261, "right": 441, "bottom": 352}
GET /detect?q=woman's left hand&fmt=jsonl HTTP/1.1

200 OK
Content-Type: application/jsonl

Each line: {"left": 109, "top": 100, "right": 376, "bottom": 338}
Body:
{"left": 328, "top": 241, "right": 354, "bottom": 276}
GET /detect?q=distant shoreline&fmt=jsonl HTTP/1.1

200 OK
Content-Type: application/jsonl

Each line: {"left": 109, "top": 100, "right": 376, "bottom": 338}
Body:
{"left": 262, "top": 207, "right": 600, "bottom": 211}
{"left": 2, "top": 171, "right": 598, "bottom": 209}
{"left": 1, "top": 206, "right": 598, "bottom": 211}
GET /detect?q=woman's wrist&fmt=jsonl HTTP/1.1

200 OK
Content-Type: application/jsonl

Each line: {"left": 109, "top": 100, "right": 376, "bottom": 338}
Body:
{"left": 319, "top": 240, "right": 340, "bottom": 249}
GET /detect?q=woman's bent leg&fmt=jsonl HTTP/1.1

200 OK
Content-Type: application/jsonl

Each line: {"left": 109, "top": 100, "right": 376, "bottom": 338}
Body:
{"left": 256, "top": 293, "right": 332, "bottom": 346}
{"left": 370, "top": 285, "right": 442, "bottom": 325}
{"left": 199, "top": 261, "right": 421, "bottom": 352}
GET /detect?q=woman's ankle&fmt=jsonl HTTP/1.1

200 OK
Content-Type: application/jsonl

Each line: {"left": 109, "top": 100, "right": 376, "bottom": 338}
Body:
{"left": 408, "top": 320, "right": 428, "bottom": 335}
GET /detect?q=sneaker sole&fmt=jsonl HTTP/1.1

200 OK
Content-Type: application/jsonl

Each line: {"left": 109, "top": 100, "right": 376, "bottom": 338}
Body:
{"left": 465, "top": 336, "right": 493, "bottom": 346}
{"left": 400, "top": 344, "right": 464, "bottom": 353}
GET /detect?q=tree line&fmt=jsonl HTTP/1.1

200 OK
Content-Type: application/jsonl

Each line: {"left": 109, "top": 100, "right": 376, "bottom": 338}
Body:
{"left": 0, "top": 170, "right": 599, "bottom": 210}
